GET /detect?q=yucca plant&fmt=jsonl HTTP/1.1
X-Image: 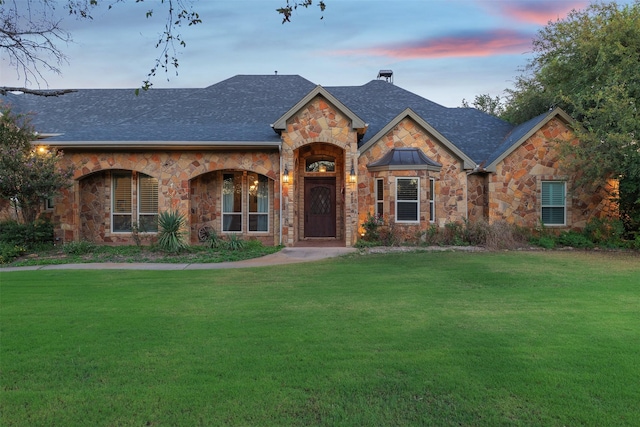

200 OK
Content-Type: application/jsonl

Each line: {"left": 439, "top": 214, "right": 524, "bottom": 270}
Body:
{"left": 226, "top": 234, "right": 245, "bottom": 251}
{"left": 157, "top": 210, "right": 187, "bottom": 253}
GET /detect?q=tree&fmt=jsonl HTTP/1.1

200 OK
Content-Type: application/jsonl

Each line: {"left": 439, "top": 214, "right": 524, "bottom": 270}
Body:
{"left": 503, "top": 1, "right": 640, "bottom": 233}
{"left": 461, "top": 94, "right": 505, "bottom": 117}
{"left": 0, "top": 104, "right": 73, "bottom": 223}
{"left": 0, "top": 0, "right": 326, "bottom": 96}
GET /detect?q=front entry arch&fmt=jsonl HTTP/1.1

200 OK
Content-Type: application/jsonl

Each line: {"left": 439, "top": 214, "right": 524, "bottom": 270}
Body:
{"left": 304, "top": 177, "right": 336, "bottom": 237}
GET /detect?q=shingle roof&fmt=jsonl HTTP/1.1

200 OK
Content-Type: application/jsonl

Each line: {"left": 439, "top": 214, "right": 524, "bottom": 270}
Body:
{"left": 0, "top": 74, "right": 553, "bottom": 166}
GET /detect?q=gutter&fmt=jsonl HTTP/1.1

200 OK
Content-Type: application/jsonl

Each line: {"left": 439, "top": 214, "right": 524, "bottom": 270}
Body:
{"left": 34, "top": 140, "right": 283, "bottom": 150}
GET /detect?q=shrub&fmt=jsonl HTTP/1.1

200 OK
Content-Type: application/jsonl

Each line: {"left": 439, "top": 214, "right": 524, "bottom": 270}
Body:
{"left": 0, "top": 242, "right": 27, "bottom": 264}
{"left": 205, "top": 228, "right": 224, "bottom": 249}
{"left": 584, "top": 217, "right": 625, "bottom": 247}
{"left": 157, "top": 210, "right": 188, "bottom": 253}
{"left": 557, "top": 231, "right": 594, "bottom": 248}
{"left": 0, "top": 218, "right": 53, "bottom": 247}
{"left": 532, "top": 235, "right": 556, "bottom": 249}
{"left": 63, "top": 240, "right": 97, "bottom": 255}
{"left": 226, "top": 234, "right": 245, "bottom": 251}
{"left": 361, "top": 213, "right": 384, "bottom": 242}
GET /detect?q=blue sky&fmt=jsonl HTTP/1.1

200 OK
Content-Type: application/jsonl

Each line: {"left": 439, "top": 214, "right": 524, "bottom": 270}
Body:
{"left": 0, "top": 0, "right": 627, "bottom": 107}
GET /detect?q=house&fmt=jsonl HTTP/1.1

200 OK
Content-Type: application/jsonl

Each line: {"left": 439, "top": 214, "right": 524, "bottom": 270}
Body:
{"left": 0, "top": 74, "right": 618, "bottom": 247}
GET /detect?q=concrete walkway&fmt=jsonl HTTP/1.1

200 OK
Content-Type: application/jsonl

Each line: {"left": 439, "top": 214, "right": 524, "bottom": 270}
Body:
{"left": 1, "top": 247, "right": 358, "bottom": 272}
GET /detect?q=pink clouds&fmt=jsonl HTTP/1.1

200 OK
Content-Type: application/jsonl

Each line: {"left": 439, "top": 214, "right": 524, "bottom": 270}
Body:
{"left": 335, "top": 30, "right": 532, "bottom": 60}
{"left": 495, "top": 1, "right": 589, "bottom": 25}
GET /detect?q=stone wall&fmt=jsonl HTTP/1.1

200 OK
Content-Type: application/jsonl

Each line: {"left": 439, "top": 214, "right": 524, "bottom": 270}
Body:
{"left": 280, "top": 96, "right": 359, "bottom": 246}
{"left": 467, "top": 173, "right": 487, "bottom": 223}
{"left": 488, "top": 118, "right": 617, "bottom": 229}
{"left": 357, "top": 117, "right": 467, "bottom": 236}
{"left": 52, "top": 149, "right": 281, "bottom": 245}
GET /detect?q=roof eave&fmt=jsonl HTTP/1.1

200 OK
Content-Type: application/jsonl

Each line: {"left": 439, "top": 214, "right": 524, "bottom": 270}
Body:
{"left": 367, "top": 164, "right": 442, "bottom": 172}
{"left": 33, "top": 140, "right": 283, "bottom": 150}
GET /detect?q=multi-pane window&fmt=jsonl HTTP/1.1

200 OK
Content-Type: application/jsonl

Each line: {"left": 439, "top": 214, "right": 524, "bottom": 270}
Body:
{"left": 429, "top": 178, "right": 435, "bottom": 222}
{"left": 222, "top": 172, "right": 270, "bottom": 233}
{"left": 112, "top": 172, "right": 133, "bottom": 232}
{"left": 396, "top": 177, "right": 419, "bottom": 223}
{"left": 248, "top": 173, "right": 269, "bottom": 232}
{"left": 138, "top": 174, "right": 158, "bottom": 232}
{"left": 112, "top": 172, "right": 158, "bottom": 233}
{"left": 375, "top": 178, "right": 384, "bottom": 218}
{"left": 541, "top": 181, "right": 566, "bottom": 225}
{"left": 222, "top": 173, "right": 242, "bottom": 232}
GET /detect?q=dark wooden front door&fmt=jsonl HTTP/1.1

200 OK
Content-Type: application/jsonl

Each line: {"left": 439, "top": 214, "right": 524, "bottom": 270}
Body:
{"left": 304, "top": 178, "right": 336, "bottom": 238}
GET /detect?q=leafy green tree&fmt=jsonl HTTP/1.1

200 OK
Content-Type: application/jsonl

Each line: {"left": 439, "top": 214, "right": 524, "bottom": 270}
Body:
{"left": 0, "top": 104, "right": 73, "bottom": 223}
{"left": 461, "top": 94, "right": 505, "bottom": 117}
{"left": 503, "top": 1, "right": 640, "bottom": 233}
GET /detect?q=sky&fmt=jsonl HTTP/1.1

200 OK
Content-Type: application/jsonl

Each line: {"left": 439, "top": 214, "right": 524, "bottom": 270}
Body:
{"left": 0, "top": 0, "right": 630, "bottom": 107}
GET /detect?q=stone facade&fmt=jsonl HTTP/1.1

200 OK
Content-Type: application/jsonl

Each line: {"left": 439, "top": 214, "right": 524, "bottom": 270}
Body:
{"left": 52, "top": 150, "right": 282, "bottom": 245}
{"left": 487, "top": 118, "right": 617, "bottom": 229}
{"left": 357, "top": 117, "right": 467, "bottom": 238}
{"left": 280, "top": 96, "right": 360, "bottom": 246}
{"left": 4, "top": 90, "right": 619, "bottom": 248}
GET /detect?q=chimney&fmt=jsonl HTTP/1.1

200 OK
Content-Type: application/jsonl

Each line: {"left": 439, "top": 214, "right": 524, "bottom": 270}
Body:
{"left": 377, "top": 70, "right": 393, "bottom": 83}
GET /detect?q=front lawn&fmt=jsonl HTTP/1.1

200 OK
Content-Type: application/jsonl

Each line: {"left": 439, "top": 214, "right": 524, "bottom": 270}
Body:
{"left": 2, "top": 251, "right": 639, "bottom": 426}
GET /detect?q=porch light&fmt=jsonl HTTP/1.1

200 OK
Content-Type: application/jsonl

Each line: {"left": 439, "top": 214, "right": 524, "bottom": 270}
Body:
{"left": 283, "top": 166, "right": 290, "bottom": 184}
{"left": 349, "top": 160, "right": 357, "bottom": 184}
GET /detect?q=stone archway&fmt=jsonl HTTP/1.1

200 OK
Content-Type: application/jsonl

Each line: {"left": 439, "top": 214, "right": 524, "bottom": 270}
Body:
{"left": 295, "top": 143, "right": 346, "bottom": 243}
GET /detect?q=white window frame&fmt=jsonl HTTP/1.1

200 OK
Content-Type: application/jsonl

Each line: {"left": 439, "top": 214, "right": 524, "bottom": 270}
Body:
{"left": 137, "top": 174, "right": 158, "bottom": 233}
{"left": 248, "top": 173, "right": 269, "bottom": 233}
{"left": 429, "top": 178, "right": 435, "bottom": 223}
{"left": 375, "top": 178, "right": 384, "bottom": 218}
{"left": 541, "top": 181, "right": 566, "bottom": 226}
{"left": 395, "top": 177, "right": 420, "bottom": 223}
{"left": 111, "top": 172, "right": 133, "bottom": 233}
{"left": 222, "top": 172, "right": 243, "bottom": 232}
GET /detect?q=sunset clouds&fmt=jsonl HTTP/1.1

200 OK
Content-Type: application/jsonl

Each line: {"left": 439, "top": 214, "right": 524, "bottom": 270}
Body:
{"left": 335, "top": 30, "right": 532, "bottom": 60}
{"left": 494, "top": 1, "right": 589, "bottom": 25}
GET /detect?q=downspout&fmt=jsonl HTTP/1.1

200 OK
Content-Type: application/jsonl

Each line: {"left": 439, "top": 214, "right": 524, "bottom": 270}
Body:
{"left": 279, "top": 145, "right": 283, "bottom": 246}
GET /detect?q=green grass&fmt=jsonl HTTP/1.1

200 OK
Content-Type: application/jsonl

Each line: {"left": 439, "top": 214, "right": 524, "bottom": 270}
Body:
{"left": 2, "top": 251, "right": 639, "bottom": 426}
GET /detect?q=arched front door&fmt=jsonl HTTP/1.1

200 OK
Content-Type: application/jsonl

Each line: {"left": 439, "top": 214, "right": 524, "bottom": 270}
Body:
{"left": 304, "top": 177, "right": 336, "bottom": 237}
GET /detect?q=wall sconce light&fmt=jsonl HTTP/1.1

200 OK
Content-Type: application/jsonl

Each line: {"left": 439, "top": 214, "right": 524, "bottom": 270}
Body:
{"left": 349, "top": 160, "right": 357, "bottom": 184}
{"left": 283, "top": 166, "right": 290, "bottom": 184}
{"left": 36, "top": 145, "right": 48, "bottom": 155}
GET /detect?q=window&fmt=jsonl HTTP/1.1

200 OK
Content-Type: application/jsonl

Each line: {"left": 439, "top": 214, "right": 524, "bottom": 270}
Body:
{"left": 396, "top": 177, "right": 419, "bottom": 223}
{"left": 541, "top": 181, "right": 566, "bottom": 225}
{"left": 429, "top": 178, "right": 435, "bottom": 222}
{"left": 111, "top": 172, "right": 158, "bottom": 233}
{"left": 112, "top": 172, "right": 132, "bottom": 232}
{"left": 375, "top": 178, "right": 384, "bottom": 218}
{"left": 222, "top": 173, "right": 242, "bottom": 232}
{"left": 248, "top": 173, "right": 269, "bottom": 232}
{"left": 138, "top": 174, "right": 158, "bottom": 232}
{"left": 45, "top": 197, "right": 55, "bottom": 211}
{"left": 223, "top": 172, "right": 270, "bottom": 233}
{"left": 306, "top": 158, "right": 335, "bottom": 173}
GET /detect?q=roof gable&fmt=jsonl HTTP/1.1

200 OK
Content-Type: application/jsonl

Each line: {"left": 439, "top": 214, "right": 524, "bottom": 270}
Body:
{"left": 271, "top": 85, "right": 366, "bottom": 131}
{"left": 485, "top": 107, "right": 574, "bottom": 172}
{"left": 358, "top": 108, "right": 477, "bottom": 170}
